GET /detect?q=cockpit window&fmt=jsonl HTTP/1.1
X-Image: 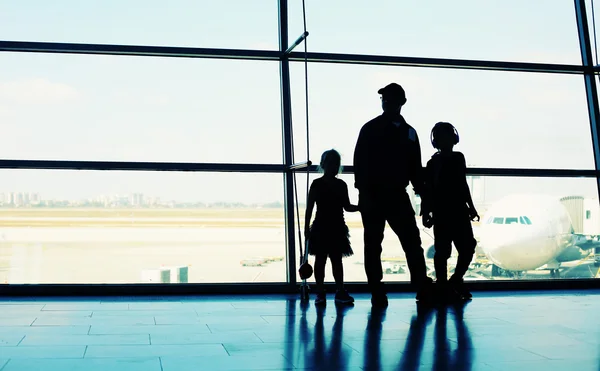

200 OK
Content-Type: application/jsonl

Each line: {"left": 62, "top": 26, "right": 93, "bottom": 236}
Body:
{"left": 487, "top": 216, "right": 532, "bottom": 225}
{"left": 492, "top": 217, "right": 504, "bottom": 224}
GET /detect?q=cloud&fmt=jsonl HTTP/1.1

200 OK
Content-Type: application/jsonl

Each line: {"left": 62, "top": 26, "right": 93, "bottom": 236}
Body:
{"left": 0, "top": 105, "right": 13, "bottom": 117}
{"left": 248, "top": 41, "right": 278, "bottom": 50}
{"left": 0, "top": 78, "right": 81, "bottom": 105}
{"left": 110, "top": 91, "right": 171, "bottom": 107}
{"left": 367, "top": 69, "right": 438, "bottom": 94}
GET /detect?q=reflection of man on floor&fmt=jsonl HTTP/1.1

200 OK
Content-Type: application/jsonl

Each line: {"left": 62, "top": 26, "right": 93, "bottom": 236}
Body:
{"left": 397, "top": 303, "right": 472, "bottom": 371}
{"left": 397, "top": 305, "right": 435, "bottom": 371}
{"left": 362, "top": 308, "right": 387, "bottom": 371}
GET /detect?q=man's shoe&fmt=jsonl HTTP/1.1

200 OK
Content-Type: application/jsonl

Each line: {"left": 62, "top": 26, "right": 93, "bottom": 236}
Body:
{"left": 416, "top": 279, "right": 435, "bottom": 305}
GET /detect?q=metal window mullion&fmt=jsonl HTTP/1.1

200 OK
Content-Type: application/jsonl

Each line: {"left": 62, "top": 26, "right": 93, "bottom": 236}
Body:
{"left": 278, "top": 0, "right": 296, "bottom": 286}
{"left": 0, "top": 41, "right": 280, "bottom": 61}
{"left": 0, "top": 160, "right": 285, "bottom": 173}
{"left": 0, "top": 40, "right": 587, "bottom": 75}
{"left": 288, "top": 51, "right": 585, "bottom": 74}
{"left": 575, "top": 0, "right": 600, "bottom": 200}
{"left": 0, "top": 160, "right": 595, "bottom": 177}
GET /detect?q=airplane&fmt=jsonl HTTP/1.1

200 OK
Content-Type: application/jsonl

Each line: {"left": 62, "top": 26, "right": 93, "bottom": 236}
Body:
{"left": 424, "top": 194, "right": 600, "bottom": 279}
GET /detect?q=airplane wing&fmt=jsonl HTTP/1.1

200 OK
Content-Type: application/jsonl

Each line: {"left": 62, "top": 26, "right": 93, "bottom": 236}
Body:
{"left": 572, "top": 234, "right": 600, "bottom": 250}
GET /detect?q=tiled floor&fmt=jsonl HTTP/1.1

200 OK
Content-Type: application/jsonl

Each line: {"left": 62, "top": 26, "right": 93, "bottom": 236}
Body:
{"left": 1, "top": 290, "right": 600, "bottom": 370}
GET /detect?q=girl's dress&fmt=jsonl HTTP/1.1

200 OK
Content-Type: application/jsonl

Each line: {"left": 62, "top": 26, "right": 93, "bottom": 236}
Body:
{"left": 308, "top": 177, "right": 353, "bottom": 257}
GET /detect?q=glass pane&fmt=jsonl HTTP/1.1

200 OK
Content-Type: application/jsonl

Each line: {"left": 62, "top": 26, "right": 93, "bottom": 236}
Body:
{"left": 0, "top": 0, "right": 278, "bottom": 49}
{"left": 294, "top": 173, "right": 599, "bottom": 283}
{"left": 289, "top": 0, "right": 581, "bottom": 64}
{"left": 0, "top": 170, "right": 286, "bottom": 284}
{"left": 290, "top": 62, "right": 594, "bottom": 170}
{"left": 0, "top": 53, "right": 282, "bottom": 163}
{"left": 587, "top": 0, "right": 600, "bottom": 66}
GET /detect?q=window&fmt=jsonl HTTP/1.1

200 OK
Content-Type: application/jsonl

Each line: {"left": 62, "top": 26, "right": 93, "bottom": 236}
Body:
{"left": 0, "top": 1, "right": 279, "bottom": 50}
{"left": 493, "top": 217, "right": 505, "bottom": 225}
{"left": 1, "top": 1, "right": 599, "bottom": 290}
{"left": 587, "top": 0, "right": 600, "bottom": 66}
{"left": 0, "top": 53, "right": 282, "bottom": 163}
{"left": 290, "top": 62, "right": 595, "bottom": 170}
{"left": 0, "top": 170, "right": 286, "bottom": 284}
{"left": 505, "top": 217, "right": 519, "bottom": 225}
{"left": 289, "top": 0, "right": 581, "bottom": 64}
{"left": 520, "top": 216, "right": 533, "bottom": 225}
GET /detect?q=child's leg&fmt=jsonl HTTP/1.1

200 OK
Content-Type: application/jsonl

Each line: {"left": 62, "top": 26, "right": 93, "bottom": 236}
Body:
{"left": 433, "top": 222, "right": 452, "bottom": 283}
{"left": 314, "top": 254, "right": 327, "bottom": 292}
{"left": 451, "top": 219, "right": 477, "bottom": 281}
{"left": 330, "top": 252, "right": 354, "bottom": 304}
{"left": 329, "top": 252, "right": 344, "bottom": 291}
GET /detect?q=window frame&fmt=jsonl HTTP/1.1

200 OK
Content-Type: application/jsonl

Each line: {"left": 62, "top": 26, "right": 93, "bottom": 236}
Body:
{"left": 1, "top": 0, "right": 600, "bottom": 295}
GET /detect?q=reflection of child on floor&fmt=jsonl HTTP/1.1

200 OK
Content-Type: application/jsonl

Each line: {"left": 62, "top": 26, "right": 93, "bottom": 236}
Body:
{"left": 421, "top": 122, "right": 479, "bottom": 301}
{"left": 305, "top": 149, "right": 359, "bottom": 306}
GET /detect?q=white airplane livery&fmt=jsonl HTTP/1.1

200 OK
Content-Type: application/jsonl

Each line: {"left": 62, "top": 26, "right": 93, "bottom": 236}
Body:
{"left": 476, "top": 194, "right": 600, "bottom": 277}
{"left": 425, "top": 194, "right": 600, "bottom": 278}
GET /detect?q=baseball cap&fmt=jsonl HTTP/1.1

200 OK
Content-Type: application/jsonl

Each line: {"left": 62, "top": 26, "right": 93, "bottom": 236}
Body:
{"left": 378, "top": 83, "right": 406, "bottom": 99}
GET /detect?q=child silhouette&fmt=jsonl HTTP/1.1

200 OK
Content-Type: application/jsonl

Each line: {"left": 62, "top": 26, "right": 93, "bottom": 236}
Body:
{"left": 421, "top": 122, "right": 479, "bottom": 301}
{"left": 305, "top": 149, "right": 359, "bottom": 306}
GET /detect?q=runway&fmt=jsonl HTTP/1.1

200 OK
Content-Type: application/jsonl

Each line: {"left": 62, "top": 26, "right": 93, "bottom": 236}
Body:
{"left": 0, "top": 208, "right": 597, "bottom": 284}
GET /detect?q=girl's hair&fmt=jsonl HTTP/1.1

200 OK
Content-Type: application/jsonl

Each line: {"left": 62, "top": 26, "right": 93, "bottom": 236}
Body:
{"left": 318, "top": 149, "right": 343, "bottom": 174}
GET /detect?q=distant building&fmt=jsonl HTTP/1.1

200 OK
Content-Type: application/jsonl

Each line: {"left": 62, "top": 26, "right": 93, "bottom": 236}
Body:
{"left": 130, "top": 193, "right": 144, "bottom": 207}
{"left": 30, "top": 193, "right": 41, "bottom": 205}
{"left": 14, "top": 192, "right": 24, "bottom": 207}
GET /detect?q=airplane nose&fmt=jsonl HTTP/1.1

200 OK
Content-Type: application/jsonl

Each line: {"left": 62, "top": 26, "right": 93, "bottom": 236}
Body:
{"left": 481, "top": 226, "right": 555, "bottom": 271}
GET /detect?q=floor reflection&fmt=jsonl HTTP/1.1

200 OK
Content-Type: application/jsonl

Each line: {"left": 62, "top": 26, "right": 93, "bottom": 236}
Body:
{"left": 297, "top": 301, "right": 354, "bottom": 370}
{"left": 362, "top": 306, "right": 389, "bottom": 371}
{"left": 297, "top": 300, "right": 474, "bottom": 371}
{"left": 396, "top": 302, "right": 473, "bottom": 371}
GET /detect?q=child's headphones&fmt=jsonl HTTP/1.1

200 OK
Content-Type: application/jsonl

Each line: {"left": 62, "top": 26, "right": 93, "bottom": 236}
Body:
{"left": 430, "top": 122, "right": 460, "bottom": 148}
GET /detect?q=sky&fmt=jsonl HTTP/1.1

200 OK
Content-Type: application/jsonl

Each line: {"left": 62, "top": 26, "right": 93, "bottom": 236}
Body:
{"left": 0, "top": 1, "right": 599, "bottom": 204}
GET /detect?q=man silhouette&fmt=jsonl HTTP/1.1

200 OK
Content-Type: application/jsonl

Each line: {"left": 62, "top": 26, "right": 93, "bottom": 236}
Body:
{"left": 353, "top": 83, "right": 434, "bottom": 307}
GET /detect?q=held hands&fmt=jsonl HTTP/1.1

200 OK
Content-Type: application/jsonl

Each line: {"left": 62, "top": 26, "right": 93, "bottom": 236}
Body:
{"left": 468, "top": 207, "right": 480, "bottom": 222}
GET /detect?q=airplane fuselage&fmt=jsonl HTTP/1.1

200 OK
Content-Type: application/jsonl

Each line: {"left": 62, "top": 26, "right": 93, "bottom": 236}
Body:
{"left": 478, "top": 195, "right": 576, "bottom": 271}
